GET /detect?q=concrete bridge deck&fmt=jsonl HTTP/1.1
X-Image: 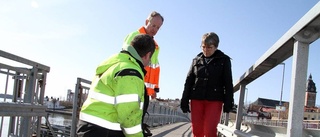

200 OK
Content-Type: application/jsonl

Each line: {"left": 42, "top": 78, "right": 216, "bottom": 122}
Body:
{"left": 151, "top": 122, "right": 192, "bottom": 137}
{"left": 150, "top": 122, "right": 320, "bottom": 137}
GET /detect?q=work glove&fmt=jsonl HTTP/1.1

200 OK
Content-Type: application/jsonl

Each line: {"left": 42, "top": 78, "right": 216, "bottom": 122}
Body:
{"left": 154, "top": 88, "right": 159, "bottom": 93}
{"left": 180, "top": 98, "right": 191, "bottom": 113}
{"left": 150, "top": 88, "right": 159, "bottom": 99}
{"left": 142, "top": 123, "right": 152, "bottom": 137}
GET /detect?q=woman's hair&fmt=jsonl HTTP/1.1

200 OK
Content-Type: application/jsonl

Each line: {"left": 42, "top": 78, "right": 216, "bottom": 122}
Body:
{"left": 202, "top": 32, "right": 220, "bottom": 48}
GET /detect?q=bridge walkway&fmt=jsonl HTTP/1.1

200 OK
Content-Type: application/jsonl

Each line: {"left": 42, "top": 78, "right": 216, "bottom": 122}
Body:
{"left": 150, "top": 122, "right": 192, "bottom": 137}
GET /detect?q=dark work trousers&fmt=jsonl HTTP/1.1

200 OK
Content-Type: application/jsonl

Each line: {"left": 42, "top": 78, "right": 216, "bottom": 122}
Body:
{"left": 190, "top": 100, "right": 223, "bottom": 137}
{"left": 77, "top": 120, "right": 125, "bottom": 137}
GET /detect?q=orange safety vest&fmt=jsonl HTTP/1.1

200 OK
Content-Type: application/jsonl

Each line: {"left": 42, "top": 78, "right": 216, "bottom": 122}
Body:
{"left": 123, "top": 27, "right": 160, "bottom": 98}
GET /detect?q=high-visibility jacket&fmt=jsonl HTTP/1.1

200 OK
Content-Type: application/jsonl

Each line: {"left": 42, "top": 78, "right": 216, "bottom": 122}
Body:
{"left": 123, "top": 27, "right": 160, "bottom": 98}
{"left": 79, "top": 46, "right": 146, "bottom": 137}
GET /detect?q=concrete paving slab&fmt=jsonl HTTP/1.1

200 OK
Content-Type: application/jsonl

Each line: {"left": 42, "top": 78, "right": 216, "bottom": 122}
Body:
{"left": 151, "top": 122, "right": 192, "bottom": 137}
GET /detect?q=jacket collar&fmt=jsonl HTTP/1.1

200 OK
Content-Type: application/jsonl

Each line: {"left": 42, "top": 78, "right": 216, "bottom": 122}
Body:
{"left": 120, "top": 50, "right": 147, "bottom": 75}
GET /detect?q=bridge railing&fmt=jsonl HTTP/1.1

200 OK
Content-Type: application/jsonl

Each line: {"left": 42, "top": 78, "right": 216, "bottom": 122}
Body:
{"left": 0, "top": 50, "right": 51, "bottom": 137}
{"left": 218, "top": 2, "right": 320, "bottom": 136}
{"left": 144, "top": 101, "right": 190, "bottom": 127}
{"left": 243, "top": 119, "right": 320, "bottom": 129}
{"left": 70, "top": 77, "right": 189, "bottom": 137}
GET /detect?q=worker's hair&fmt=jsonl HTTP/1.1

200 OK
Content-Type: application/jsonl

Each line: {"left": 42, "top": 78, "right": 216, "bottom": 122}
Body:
{"left": 131, "top": 34, "right": 156, "bottom": 58}
{"left": 147, "top": 11, "right": 164, "bottom": 22}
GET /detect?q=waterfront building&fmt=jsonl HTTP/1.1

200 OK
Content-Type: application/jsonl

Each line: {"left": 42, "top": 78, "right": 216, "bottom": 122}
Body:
{"left": 247, "top": 74, "right": 320, "bottom": 120}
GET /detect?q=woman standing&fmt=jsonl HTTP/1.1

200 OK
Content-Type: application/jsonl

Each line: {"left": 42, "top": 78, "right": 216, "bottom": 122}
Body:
{"left": 180, "top": 32, "right": 234, "bottom": 137}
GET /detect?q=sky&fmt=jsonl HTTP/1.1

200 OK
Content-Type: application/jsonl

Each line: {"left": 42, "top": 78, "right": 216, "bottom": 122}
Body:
{"left": 1, "top": 0, "right": 320, "bottom": 106}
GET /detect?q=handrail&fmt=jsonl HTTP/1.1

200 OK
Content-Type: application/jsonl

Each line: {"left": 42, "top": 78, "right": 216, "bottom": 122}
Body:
{"left": 70, "top": 77, "right": 189, "bottom": 136}
{"left": 0, "top": 50, "right": 51, "bottom": 136}
{"left": 243, "top": 119, "right": 320, "bottom": 129}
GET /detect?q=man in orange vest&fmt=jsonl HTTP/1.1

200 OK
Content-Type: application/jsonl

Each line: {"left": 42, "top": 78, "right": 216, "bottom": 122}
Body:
{"left": 123, "top": 11, "right": 164, "bottom": 99}
{"left": 123, "top": 11, "right": 164, "bottom": 136}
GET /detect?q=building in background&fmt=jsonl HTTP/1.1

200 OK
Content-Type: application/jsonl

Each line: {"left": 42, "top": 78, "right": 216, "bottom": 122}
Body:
{"left": 246, "top": 74, "right": 319, "bottom": 120}
{"left": 66, "top": 89, "right": 74, "bottom": 102}
{"left": 304, "top": 74, "right": 319, "bottom": 120}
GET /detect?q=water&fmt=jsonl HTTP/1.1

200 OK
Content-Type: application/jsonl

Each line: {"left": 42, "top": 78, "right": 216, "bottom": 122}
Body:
{"left": 43, "top": 113, "right": 72, "bottom": 127}
{"left": 1, "top": 113, "right": 72, "bottom": 137}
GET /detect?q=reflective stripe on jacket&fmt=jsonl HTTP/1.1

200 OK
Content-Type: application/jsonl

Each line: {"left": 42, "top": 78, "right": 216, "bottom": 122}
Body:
{"left": 123, "top": 27, "right": 160, "bottom": 97}
{"left": 80, "top": 46, "right": 145, "bottom": 137}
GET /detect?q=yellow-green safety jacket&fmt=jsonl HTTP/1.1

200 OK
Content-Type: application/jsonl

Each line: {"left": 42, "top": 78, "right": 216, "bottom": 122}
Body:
{"left": 79, "top": 45, "right": 146, "bottom": 137}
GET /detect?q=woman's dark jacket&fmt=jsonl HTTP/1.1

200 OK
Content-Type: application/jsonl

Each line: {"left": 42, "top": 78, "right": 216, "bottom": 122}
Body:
{"left": 181, "top": 50, "right": 234, "bottom": 112}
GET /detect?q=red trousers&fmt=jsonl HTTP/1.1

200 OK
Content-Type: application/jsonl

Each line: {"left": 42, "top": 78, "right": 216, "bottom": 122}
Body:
{"left": 190, "top": 100, "right": 223, "bottom": 137}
